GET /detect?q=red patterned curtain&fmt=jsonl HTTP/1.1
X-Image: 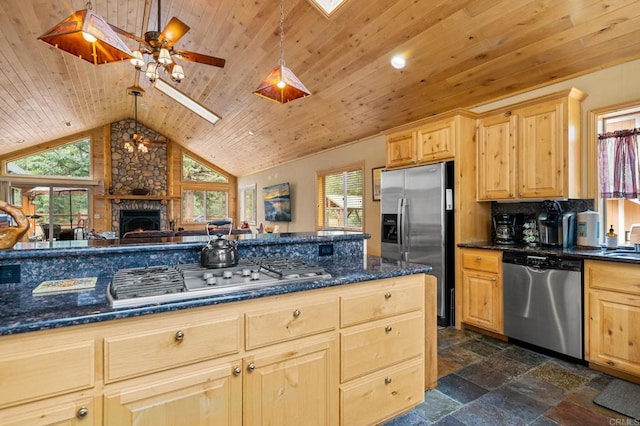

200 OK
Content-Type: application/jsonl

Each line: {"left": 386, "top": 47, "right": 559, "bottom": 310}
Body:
{"left": 598, "top": 129, "right": 640, "bottom": 198}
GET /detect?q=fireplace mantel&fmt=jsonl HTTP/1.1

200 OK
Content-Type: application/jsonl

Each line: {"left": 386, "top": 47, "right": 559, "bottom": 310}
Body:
{"left": 98, "top": 195, "right": 180, "bottom": 205}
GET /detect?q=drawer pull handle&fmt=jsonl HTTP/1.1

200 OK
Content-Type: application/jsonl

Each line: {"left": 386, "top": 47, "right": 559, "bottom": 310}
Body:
{"left": 476, "top": 256, "right": 481, "bottom": 260}
{"left": 233, "top": 366, "right": 242, "bottom": 376}
{"left": 384, "top": 292, "right": 392, "bottom": 300}
{"left": 77, "top": 407, "right": 88, "bottom": 419}
{"left": 247, "top": 362, "right": 256, "bottom": 372}
{"left": 384, "top": 377, "right": 392, "bottom": 385}
{"left": 385, "top": 325, "right": 393, "bottom": 333}
{"left": 175, "top": 330, "right": 185, "bottom": 341}
{"left": 293, "top": 309, "right": 301, "bottom": 317}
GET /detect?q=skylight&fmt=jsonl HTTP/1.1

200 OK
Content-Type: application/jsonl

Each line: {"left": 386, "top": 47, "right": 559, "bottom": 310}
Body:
{"left": 307, "top": 0, "right": 348, "bottom": 17}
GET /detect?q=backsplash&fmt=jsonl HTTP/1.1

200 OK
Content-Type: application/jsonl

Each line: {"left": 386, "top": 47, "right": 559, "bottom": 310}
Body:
{"left": 492, "top": 199, "right": 595, "bottom": 243}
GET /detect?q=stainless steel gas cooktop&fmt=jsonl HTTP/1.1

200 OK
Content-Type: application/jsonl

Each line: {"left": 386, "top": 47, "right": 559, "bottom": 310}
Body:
{"left": 107, "top": 257, "right": 331, "bottom": 308}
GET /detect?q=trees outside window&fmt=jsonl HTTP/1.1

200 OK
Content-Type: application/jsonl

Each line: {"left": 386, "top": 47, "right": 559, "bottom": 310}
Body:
{"left": 317, "top": 165, "right": 363, "bottom": 231}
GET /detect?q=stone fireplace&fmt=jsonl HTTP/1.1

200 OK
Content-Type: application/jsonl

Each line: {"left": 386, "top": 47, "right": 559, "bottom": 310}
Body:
{"left": 111, "top": 200, "right": 168, "bottom": 237}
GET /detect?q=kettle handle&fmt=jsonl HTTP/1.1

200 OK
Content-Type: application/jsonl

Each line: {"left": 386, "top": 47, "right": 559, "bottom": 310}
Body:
{"left": 206, "top": 220, "right": 233, "bottom": 240}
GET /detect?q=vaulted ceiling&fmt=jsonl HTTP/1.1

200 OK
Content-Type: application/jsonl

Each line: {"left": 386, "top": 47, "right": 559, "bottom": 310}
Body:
{"left": 2, "top": 0, "right": 640, "bottom": 176}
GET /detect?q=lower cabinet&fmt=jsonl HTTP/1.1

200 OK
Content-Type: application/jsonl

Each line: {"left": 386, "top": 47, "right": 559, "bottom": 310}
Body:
{"left": 0, "top": 274, "right": 430, "bottom": 426}
{"left": 460, "top": 248, "right": 504, "bottom": 334}
{"left": 585, "top": 260, "right": 640, "bottom": 378}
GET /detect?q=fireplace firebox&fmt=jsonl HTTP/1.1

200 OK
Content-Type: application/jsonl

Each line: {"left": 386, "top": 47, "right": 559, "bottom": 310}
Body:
{"left": 119, "top": 210, "right": 161, "bottom": 237}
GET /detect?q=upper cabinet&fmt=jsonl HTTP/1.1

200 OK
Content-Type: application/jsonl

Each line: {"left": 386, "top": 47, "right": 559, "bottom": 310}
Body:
{"left": 477, "top": 88, "right": 587, "bottom": 201}
{"left": 386, "top": 112, "right": 470, "bottom": 168}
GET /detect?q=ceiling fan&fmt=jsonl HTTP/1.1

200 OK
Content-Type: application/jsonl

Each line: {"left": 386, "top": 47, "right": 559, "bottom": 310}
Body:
{"left": 111, "top": 0, "right": 226, "bottom": 83}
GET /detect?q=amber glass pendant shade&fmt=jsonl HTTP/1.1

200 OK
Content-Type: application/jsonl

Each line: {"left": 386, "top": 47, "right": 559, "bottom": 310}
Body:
{"left": 254, "top": 65, "right": 311, "bottom": 104}
{"left": 38, "top": 7, "right": 132, "bottom": 65}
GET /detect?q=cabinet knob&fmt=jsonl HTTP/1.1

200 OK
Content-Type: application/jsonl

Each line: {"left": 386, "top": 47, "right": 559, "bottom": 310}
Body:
{"left": 509, "top": 193, "right": 514, "bottom": 197}
{"left": 247, "top": 362, "right": 256, "bottom": 372}
{"left": 77, "top": 407, "right": 88, "bottom": 419}
{"left": 519, "top": 192, "right": 523, "bottom": 196}
{"left": 293, "top": 309, "right": 301, "bottom": 317}
{"left": 476, "top": 256, "right": 481, "bottom": 260}
{"left": 385, "top": 325, "right": 393, "bottom": 333}
{"left": 384, "top": 292, "right": 392, "bottom": 300}
{"left": 384, "top": 377, "right": 392, "bottom": 385}
{"left": 492, "top": 277, "right": 497, "bottom": 281}
{"left": 233, "top": 366, "right": 242, "bottom": 376}
{"left": 175, "top": 330, "right": 185, "bottom": 341}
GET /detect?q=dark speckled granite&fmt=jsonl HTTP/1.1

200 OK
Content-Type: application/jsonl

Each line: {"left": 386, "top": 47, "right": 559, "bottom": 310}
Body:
{"left": 0, "top": 232, "right": 433, "bottom": 337}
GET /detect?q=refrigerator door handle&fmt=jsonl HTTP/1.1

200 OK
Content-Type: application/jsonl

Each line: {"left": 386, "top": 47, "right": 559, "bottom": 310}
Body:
{"left": 400, "top": 198, "right": 409, "bottom": 260}
{"left": 396, "top": 198, "right": 403, "bottom": 256}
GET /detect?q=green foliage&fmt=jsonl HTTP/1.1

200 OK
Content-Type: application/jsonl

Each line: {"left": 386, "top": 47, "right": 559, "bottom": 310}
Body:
{"left": 10, "top": 139, "right": 90, "bottom": 177}
{"left": 182, "top": 155, "right": 228, "bottom": 183}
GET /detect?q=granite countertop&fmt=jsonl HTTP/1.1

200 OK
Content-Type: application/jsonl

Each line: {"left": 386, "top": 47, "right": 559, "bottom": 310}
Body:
{"left": 458, "top": 241, "right": 640, "bottom": 263}
{"left": 0, "top": 255, "right": 431, "bottom": 337}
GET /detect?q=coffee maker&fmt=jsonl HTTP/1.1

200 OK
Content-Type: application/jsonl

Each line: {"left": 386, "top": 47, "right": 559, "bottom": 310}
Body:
{"left": 493, "top": 214, "right": 516, "bottom": 245}
{"left": 537, "top": 200, "right": 576, "bottom": 247}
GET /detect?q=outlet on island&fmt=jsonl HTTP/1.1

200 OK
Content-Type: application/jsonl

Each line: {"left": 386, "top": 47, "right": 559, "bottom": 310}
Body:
{"left": 319, "top": 243, "right": 334, "bottom": 257}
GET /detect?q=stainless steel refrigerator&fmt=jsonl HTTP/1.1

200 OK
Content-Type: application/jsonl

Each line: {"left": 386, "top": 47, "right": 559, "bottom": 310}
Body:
{"left": 381, "top": 162, "right": 455, "bottom": 326}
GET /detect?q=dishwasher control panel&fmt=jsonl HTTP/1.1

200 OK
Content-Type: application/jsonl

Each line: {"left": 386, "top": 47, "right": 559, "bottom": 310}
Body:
{"left": 503, "top": 252, "right": 582, "bottom": 271}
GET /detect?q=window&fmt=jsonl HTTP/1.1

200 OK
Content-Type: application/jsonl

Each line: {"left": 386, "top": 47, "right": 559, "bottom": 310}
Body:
{"left": 595, "top": 104, "right": 640, "bottom": 245}
{"left": 317, "top": 164, "right": 363, "bottom": 231}
{"left": 182, "top": 154, "right": 228, "bottom": 183}
{"left": 181, "top": 190, "right": 228, "bottom": 223}
{"left": 240, "top": 184, "right": 257, "bottom": 225}
{"left": 6, "top": 138, "right": 91, "bottom": 178}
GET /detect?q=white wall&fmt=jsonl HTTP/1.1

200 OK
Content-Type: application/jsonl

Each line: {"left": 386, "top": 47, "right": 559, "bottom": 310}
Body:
{"left": 238, "top": 59, "right": 640, "bottom": 257}
{"left": 237, "top": 134, "right": 386, "bottom": 255}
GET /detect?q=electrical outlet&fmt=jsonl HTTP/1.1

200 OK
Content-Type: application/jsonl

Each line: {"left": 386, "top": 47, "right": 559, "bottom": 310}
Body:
{"left": 318, "top": 244, "right": 334, "bottom": 256}
{"left": 0, "top": 265, "right": 20, "bottom": 284}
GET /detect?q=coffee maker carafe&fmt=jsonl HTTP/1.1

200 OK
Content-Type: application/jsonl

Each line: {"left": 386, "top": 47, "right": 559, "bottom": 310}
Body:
{"left": 493, "top": 214, "right": 516, "bottom": 245}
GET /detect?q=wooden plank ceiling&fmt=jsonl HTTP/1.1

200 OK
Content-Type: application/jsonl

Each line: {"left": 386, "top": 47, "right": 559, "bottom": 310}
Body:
{"left": 1, "top": 0, "right": 639, "bottom": 177}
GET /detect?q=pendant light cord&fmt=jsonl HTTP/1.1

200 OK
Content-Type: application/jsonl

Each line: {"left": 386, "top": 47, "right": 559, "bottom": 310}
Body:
{"left": 279, "top": 0, "right": 285, "bottom": 66}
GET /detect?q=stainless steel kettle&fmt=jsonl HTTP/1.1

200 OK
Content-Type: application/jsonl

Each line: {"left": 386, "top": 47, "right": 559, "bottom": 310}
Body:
{"left": 200, "top": 220, "right": 239, "bottom": 268}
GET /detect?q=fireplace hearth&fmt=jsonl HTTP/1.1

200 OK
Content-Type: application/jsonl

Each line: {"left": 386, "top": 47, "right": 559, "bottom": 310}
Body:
{"left": 119, "top": 210, "right": 161, "bottom": 237}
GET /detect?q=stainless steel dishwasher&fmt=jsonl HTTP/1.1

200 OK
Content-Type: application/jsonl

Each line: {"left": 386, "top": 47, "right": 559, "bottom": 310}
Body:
{"left": 503, "top": 252, "right": 583, "bottom": 359}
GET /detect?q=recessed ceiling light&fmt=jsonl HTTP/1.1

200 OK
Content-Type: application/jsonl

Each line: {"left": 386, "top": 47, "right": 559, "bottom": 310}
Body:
{"left": 390, "top": 55, "right": 406, "bottom": 69}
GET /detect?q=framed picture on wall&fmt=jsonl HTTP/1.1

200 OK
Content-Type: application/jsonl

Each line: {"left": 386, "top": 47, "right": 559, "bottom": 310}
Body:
{"left": 372, "top": 166, "right": 384, "bottom": 201}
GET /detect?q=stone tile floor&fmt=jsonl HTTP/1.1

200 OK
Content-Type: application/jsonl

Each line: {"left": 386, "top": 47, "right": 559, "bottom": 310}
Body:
{"left": 385, "top": 327, "right": 638, "bottom": 425}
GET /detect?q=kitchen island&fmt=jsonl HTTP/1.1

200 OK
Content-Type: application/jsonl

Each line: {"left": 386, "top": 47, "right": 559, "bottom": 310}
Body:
{"left": 0, "top": 232, "right": 437, "bottom": 426}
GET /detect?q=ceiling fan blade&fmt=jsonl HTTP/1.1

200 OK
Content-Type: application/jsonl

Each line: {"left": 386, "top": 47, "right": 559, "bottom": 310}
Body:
{"left": 158, "top": 17, "right": 190, "bottom": 47}
{"left": 174, "top": 50, "right": 226, "bottom": 68}
{"left": 109, "top": 24, "right": 147, "bottom": 46}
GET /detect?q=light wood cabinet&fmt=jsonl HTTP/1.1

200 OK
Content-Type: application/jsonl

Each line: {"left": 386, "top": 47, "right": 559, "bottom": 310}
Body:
{"left": 338, "top": 275, "right": 430, "bottom": 426}
{"left": 585, "top": 260, "right": 640, "bottom": 379}
{"left": 460, "top": 249, "right": 503, "bottom": 334}
{"left": 385, "top": 112, "right": 471, "bottom": 168}
{"left": 477, "top": 88, "right": 586, "bottom": 200}
{"left": 0, "top": 274, "right": 431, "bottom": 426}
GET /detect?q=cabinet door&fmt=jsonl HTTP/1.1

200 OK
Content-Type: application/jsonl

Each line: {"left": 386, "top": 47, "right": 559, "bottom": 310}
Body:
{"left": 386, "top": 132, "right": 416, "bottom": 168}
{"left": 587, "top": 289, "right": 640, "bottom": 376}
{"left": 477, "top": 113, "right": 516, "bottom": 200}
{"left": 416, "top": 118, "right": 455, "bottom": 163}
{"left": 461, "top": 269, "right": 503, "bottom": 333}
{"left": 517, "top": 101, "right": 565, "bottom": 198}
{"left": 104, "top": 363, "right": 241, "bottom": 426}
{"left": 243, "top": 339, "right": 337, "bottom": 426}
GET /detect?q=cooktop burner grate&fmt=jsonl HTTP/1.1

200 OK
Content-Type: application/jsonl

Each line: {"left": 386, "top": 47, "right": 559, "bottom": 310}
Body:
{"left": 110, "top": 266, "right": 184, "bottom": 299}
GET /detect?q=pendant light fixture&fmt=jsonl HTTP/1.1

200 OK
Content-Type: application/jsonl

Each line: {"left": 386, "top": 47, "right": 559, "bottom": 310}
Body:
{"left": 253, "top": 0, "right": 311, "bottom": 104}
{"left": 38, "top": 1, "right": 132, "bottom": 65}
{"left": 123, "top": 87, "right": 149, "bottom": 154}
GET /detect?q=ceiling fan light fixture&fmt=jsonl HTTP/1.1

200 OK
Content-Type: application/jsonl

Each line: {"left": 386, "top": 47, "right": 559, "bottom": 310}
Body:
{"left": 170, "top": 64, "right": 185, "bottom": 82}
{"left": 145, "top": 63, "right": 159, "bottom": 82}
{"left": 253, "top": 0, "right": 311, "bottom": 104}
{"left": 38, "top": 2, "right": 133, "bottom": 65}
{"left": 158, "top": 48, "right": 172, "bottom": 65}
{"left": 130, "top": 50, "right": 145, "bottom": 69}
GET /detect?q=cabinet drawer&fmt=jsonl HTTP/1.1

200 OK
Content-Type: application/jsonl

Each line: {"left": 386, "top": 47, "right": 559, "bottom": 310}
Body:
{"left": 245, "top": 298, "right": 337, "bottom": 350}
{"left": 462, "top": 249, "right": 501, "bottom": 273}
{"left": 586, "top": 260, "right": 640, "bottom": 295}
{"left": 104, "top": 316, "right": 241, "bottom": 383}
{"left": 0, "top": 341, "right": 94, "bottom": 409}
{"left": 340, "top": 276, "right": 423, "bottom": 327}
{"left": 341, "top": 312, "right": 423, "bottom": 382}
{"left": 0, "top": 394, "right": 96, "bottom": 426}
{"left": 340, "top": 358, "right": 424, "bottom": 426}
